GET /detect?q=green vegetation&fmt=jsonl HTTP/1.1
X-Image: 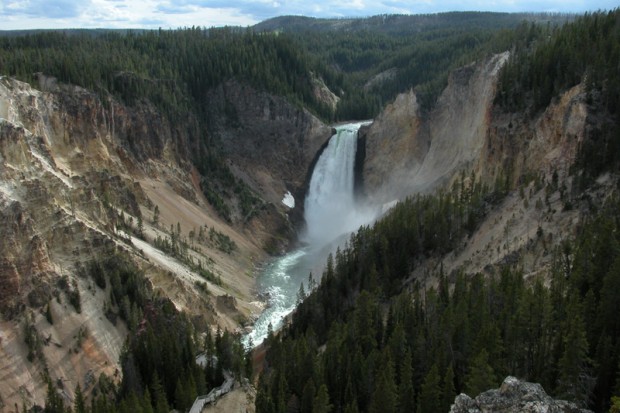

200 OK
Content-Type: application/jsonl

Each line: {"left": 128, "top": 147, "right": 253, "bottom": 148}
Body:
{"left": 208, "top": 227, "right": 238, "bottom": 254}
{"left": 278, "top": 12, "right": 572, "bottom": 116}
{"left": 23, "top": 313, "right": 44, "bottom": 363}
{"left": 0, "top": 28, "right": 334, "bottom": 120}
{"left": 0, "top": 12, "right": 568, "bottom": 123}
{"left": 497, "top": 10, "right": 620, "bottom": 116}
{"left": 256, "top": 186, "right": 620, "bottom": 413}
{"left": 34, "top": 252, "right": 250, "bottom": 413}
{"left": 496, "top": 10, "right": 620, "bottom": 181}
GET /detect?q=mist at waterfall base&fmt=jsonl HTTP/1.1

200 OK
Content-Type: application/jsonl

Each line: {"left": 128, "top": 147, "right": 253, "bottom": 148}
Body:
{"left": 244, "top": 122, "right": 378, "bottom": 348}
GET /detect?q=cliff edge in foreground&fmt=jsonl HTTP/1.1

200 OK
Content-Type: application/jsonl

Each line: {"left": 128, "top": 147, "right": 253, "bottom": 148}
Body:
{"left": 451, "top": 376, "right": 593, "bottom": 413}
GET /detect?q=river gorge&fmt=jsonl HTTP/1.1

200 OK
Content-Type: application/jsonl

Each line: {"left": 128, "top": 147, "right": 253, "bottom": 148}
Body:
{"left": 244, "top": 121, "right": 377, "bottom": 347}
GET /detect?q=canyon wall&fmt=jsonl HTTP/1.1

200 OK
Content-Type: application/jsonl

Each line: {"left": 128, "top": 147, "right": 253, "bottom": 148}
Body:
{"left": 0, "top": 75, "right": 330, "bottom": 411}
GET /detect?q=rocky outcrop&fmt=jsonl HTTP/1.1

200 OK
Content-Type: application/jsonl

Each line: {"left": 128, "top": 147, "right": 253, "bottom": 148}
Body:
{"left": 450, "top": 376, "right": 592, "bottom": 413}
{"left": 360, "top": 51, "right": 591, "bottom": 207}
{"left": 364, "top": 68, "right": 398, "bottom": 91}
{"left": 312, "top": 74, "right": 340, "bottom": 110}
{"left": 358, "top": 52, "right": 596, "bottom": 288}
{"left": 0, "top": 77, "right": 156, "bottom": 409}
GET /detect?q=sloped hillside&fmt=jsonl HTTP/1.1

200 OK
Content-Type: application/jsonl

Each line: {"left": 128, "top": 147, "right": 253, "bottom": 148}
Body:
{"left": 0, "top": 74, "right": 330, "bottom": 410}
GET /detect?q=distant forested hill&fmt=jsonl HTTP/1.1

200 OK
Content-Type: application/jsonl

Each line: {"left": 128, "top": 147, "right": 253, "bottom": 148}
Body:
{"left": 255, "top": 12, "right": 574, "bottom": 117}
{"left": 0, "top": 12, "right": 570, "bottom": 123}
{"left": 253, "top": 12, "right": 571, "bottom": 34}
{"left": 0, "top": 27, "right": 337, "bottom": 120}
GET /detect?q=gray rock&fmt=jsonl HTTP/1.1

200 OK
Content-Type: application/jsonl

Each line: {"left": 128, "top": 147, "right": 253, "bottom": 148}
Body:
{"left": 449, "top": 376, "right": 592, "bottom": 413}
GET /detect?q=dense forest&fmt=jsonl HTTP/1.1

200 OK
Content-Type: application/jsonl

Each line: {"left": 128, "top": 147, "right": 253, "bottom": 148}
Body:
{"left": 255, "top": 9, "right": 620, "bottom": 413}
{"left": 259, "top": 12, "right": 572, "bottom": 116}
{"left": 255, "top": 186, "right": 620, "bottom": 412}
{"left": 0, "top": 12, "right": 568, "bottom": 123}
{"left": 0, "top": 27, "right": 336, "bottom": 119}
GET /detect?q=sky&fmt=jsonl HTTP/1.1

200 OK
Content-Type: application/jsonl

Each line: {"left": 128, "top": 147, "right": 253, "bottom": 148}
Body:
{"left": 0, "top": 0, "right": 617, "bottom": 30}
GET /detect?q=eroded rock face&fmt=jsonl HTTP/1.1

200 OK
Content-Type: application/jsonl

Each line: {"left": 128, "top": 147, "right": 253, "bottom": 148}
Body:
{"left": 480, "top": 83, "right": 588, "bottom": 189}
{"left": 361, "top": 52, "right": 509, "bottom": 205}
{"left": 360, "top": 89, "right": 426, "bottom": 199}
{"left": 450, "top": 376, "right": 593, "bottom": 413}
{"left": 0, "top": 74, "right": 331, "bottom": 409}
{"left": 205, "top": 81, "right": 333, "bottom": 225}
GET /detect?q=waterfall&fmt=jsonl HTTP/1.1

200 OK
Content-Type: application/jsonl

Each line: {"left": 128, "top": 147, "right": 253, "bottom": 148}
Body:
{"left": 244, "top": 121, "right": 375, "bottom": 348}
{"left": 304, "top": 124, "right": 359, "bottom": 245}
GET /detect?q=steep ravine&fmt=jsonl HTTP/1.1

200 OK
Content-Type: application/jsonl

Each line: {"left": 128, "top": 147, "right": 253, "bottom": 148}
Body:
{"left": 0, "top": 75, "right": 331, "bottom": 410}
{"left": 0, "top": 48, "right": 602, "bottom": 411}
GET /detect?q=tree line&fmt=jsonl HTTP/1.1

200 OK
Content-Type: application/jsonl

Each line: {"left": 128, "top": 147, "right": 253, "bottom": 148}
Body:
{"left": 0, "top": 27, "right": 336, "bottom": 120}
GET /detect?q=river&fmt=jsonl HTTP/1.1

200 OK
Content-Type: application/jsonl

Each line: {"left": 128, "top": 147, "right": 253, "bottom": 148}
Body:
{"left": 243, "top": 121, "right": 377, "bottom": 348}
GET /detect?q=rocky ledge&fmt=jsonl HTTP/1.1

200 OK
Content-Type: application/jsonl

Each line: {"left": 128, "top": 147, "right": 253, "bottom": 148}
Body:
{"left": 450, "top": 376, "right": 592, "bottom": 413}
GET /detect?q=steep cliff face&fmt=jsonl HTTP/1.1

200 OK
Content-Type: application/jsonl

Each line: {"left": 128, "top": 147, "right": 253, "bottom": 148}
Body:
{"left": 361, "top": 52, "right": 509, "bottom": 204}
{"left": 0, "top": 75, "right": 328, "bottom": 410}
{"left": 360, "top": 89, "right": 426, "bottom": 198}
{"left": 362, "top": 51, "right": 589, "bottom": 203}
{"left": 480, "top": 82, "right": 587, "bottom": 187}
{"left": 205, "top": 81, "right": 333, "bottom": 234}
{"left": 0, "top": 78, "right": 148, "bottom": 410}
{"left": 450, "top": 376, "right": 593, "bottom": 413}
{"left": 418, "top": 52, "right": 509, "bottom": 189}
{"left": 360, "top": 52, "right": 596, "bottom": 284}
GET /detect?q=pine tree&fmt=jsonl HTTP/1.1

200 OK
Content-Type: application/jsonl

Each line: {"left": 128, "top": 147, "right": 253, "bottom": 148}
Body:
{"left": 174, "top": 378, "right": 187, "bottom": 411}
{"left": 126, "top": 391, "right": 144, "bottom": 413}
{"left": 464, "top": 349, "right": 496, "bottom": 397}
{"left": 150, "top": 371, "right": 170, "bottom": 413}
{"left": 369, "top": 356, "right": 397, "bottom": 413}
{"left": 418, "top": 364, "right": 441, "bottom": 413}
{"left": 46, "top": 302, "right": 53, "bottom": 324}
{"left": 442, "top": 364, "right": 457, "bottom": 412}
{"left": 74, "top": 384, "right": 86, "bottom": 413}
{"left": 344, "top": 402, "right": 359, "bottom": 413}
{"left": 556, "top": 294, "right": 594, "bottom": 407}
{"left": 141, "top": 389, "right": 154, "bottom": 413}
{"left": 397, "top": 350, "right": 415, "bottom": 413}
{"left": 137, "top": 214, "right": 144, "bottom": 238}
{"left": 44, "top": 378, "right": 66, "bottom": 413}
{"left": 301, "top": 378, "right": 316, "bottom": 413}
{"left": 312, "top": 384, "right": 332, "bottom": 413}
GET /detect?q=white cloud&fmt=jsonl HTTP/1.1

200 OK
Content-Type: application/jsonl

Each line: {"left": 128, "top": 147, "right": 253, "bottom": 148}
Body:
{"left": 0, "top": 0, "right": 617, "bottom": 30}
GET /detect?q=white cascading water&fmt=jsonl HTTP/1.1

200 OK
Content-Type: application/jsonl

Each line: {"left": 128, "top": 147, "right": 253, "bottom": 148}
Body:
{"left": 304, "top": 124, "right": 359, "bottom": 245}
{"left": 243, "top": 121, "right": 376, "bottom": 348}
